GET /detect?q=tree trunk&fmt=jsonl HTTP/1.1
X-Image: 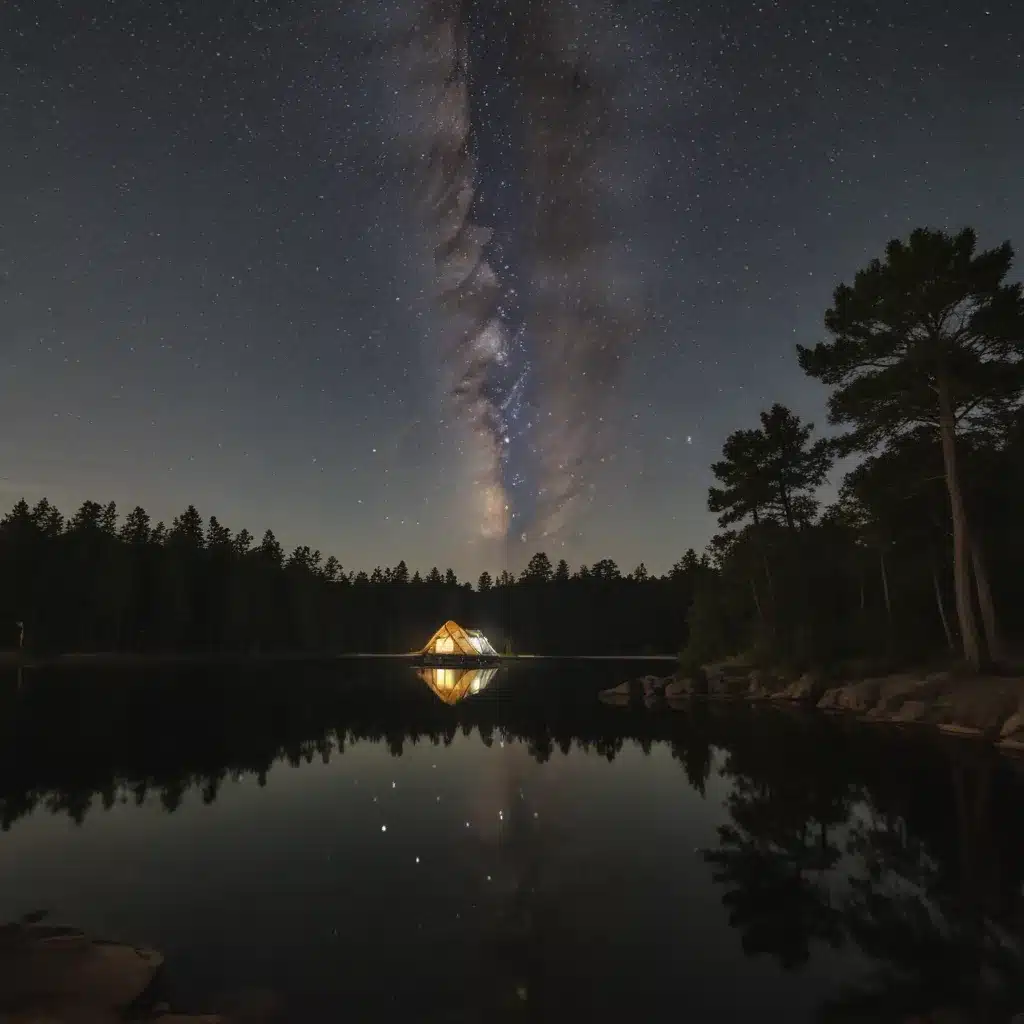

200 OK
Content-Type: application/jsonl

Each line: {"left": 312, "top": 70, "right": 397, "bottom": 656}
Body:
{"left": 937, "top": 377, "right": 982, "bottom": 671}
{"left": 879, "top": 547, "right": 892, "bottom": 629}
{"left": 779, "top": 485, "right": 794, "bottom": 530}
{"left": 749, "top": 577, "right": 763, "bottom": 622}
{"left": 931, "top": 559, "right": 955, "bottom": 651}
{"left": 970, "top": 534, "right": 1002, "bottom": 666}
{"left": 762, "top": 554, "right": 775, "bottom": 604}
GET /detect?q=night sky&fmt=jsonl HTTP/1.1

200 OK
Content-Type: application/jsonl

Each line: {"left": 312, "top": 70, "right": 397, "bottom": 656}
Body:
{"left": 2, "top": 1, "right": 1022, "bottom": 580}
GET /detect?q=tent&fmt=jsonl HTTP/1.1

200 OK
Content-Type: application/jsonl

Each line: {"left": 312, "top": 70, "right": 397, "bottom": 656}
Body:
{"left": 416, "top": 666, "right": 498, "bottom": 704}
{"left": 417, "top": 620, "right": 499, "bottom": 658}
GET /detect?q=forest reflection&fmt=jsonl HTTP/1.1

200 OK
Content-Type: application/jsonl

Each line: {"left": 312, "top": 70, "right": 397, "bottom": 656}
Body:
{"left": 1, "top": 665, "right": 1022, "bottom": 1021}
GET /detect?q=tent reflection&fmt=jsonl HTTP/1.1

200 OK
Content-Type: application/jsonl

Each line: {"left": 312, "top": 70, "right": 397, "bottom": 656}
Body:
{"left": 415, "top": 666, "right": 498, "bottom": 704}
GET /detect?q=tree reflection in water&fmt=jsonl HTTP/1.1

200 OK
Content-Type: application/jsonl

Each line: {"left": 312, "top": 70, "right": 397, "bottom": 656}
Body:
{"left": 0, "top": 665, "right": 1021, "bottom": 1021}
{"left": 699, "top": 710, "right": 1024, "bottom": 1022}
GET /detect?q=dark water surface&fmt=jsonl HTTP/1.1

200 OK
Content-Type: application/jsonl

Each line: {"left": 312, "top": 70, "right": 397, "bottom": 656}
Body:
{"left": 1, "top": 663, "right": 1022, "bottom": 1022}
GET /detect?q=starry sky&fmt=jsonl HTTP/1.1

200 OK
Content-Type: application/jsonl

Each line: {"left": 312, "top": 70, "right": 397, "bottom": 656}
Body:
{"left": 2, "top": 0, "right": 1022, "bottom": 580}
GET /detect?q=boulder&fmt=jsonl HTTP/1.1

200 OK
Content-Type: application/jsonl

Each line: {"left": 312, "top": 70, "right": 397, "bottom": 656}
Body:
{"left": 707, "top": 673, "right": 748, "bottom": 699}
{"left": 598, "top": 681, "right": 631, "bottom": 706}
{"left": 932, "top": 676, "right": 1024, "bottom": 736}
{"left": 746, "top": 669, "right": 776, "bottom": 700}
{"left": 999, "top": 730, "right": 1024, "bottom": 754}
{"left": 773, "top": 672, "right": 822, "bottom": 703}
{"left": 864, "top": 671, "right": 942, "bottom": 720}
{"left": 891, "top": 700, "right": 930, "bottom": 723}
{"left": 664, "top": 678, "right": 693, "bottom": 700}
{"left": 0, "top": 924, "right": 163, "bottom": 1018}
{"left": 703, "top": 665, "right": 724, "bottom": 690}
{"left": 641, "top": 675, "right": 667, "bottom": 700}
{"left": 1000, "top": 710, "right": 1024, "bottom": 740}
{"left": 817, "top": 678, "right": 883, "bottom": 712}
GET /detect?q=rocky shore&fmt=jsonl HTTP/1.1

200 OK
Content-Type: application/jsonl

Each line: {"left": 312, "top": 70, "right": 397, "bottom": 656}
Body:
{"left": 600, "top": 664, "right": 1024, "bottom": 755}
{"left": 0, "top": 912, "right": 281, "bottom": 1023}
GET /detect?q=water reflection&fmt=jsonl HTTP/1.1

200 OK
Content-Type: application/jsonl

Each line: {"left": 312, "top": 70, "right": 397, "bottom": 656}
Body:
{"left": 0, "top": 666, "right": 1022, "bottom": 1021}
{"left": 415, "top": 665, "right": 498, "bottom": 704}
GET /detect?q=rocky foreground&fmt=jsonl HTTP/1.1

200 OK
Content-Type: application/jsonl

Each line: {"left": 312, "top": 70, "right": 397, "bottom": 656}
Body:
{"left": 600, "top": 664, "right": 1024, "bottom": 755}
{"left": 0, "top": 914, "right": 279, "bottom": 1023}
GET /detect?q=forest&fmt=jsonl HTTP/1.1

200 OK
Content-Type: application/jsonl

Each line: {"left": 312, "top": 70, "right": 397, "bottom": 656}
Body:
{"left": 0, "top": 496, "right": 698, "bottom": 656}
{"left": 686, "top": 227, "right": 1024, "bottom": 674}
{"left": 1, "top": 227, "right": 1022, "bottom": 667}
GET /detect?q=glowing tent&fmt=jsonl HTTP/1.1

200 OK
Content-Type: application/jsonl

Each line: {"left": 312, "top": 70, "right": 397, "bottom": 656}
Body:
{"left": 416, "top": 620, "right": 499, "bottom": 658}
{"left": 416, "top": 666, "right": 498, "bottom": 704}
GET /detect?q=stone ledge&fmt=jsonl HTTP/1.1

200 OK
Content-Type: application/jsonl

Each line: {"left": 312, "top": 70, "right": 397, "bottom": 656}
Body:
{"left": 611, "top": 666, "right": 1024, "bottom": 753}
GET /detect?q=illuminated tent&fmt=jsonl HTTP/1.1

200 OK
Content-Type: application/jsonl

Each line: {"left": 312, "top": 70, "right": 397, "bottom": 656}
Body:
{"left": 416, "top": 666, "right": 498, "bottom": 704}
{"left": 417, "top": 620, "right": 499, "bottom": 657}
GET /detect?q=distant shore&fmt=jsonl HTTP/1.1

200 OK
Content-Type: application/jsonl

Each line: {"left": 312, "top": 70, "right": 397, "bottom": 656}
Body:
{"left": 0, "top": 650, "right": 680, "bottom": 670}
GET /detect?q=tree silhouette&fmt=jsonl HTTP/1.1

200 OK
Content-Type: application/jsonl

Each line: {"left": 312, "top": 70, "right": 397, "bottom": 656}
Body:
{"left": 521, "top": 552, "right": 553, "bottom": 583}
{"left": 710, "top": 404, "right": 831, "bottom": 531}
{"left": 702, "top": 723, "right": 851, "bottom": 969}
{"left": 798, "top": 228, "right": 1024, "bottom": 669}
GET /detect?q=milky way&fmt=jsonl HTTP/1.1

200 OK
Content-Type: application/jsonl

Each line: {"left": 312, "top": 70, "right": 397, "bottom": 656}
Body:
{"left": 397, "top": 0, "right": 511, "bottom": 540}
{"left": 400, "top": 0, "right": 642, "bottom": 545}
{"left": 512, "top": 0, "right": 641, "bottom": 544}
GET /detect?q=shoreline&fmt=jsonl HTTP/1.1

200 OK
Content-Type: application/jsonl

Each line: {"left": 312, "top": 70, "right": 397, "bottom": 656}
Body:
{"left": 603, "top": 665, "right": 1024, "bottom": 757}
{"left": 0, "top": 650, "right": 681, "bottom": 670}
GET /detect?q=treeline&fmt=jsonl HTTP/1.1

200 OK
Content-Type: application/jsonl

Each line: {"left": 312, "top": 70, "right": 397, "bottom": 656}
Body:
{"left": 0, "top": 500, "right": 706, "bottom": 655}
{"left": 684, "top": 227, "right": 1024, "bottom": 673}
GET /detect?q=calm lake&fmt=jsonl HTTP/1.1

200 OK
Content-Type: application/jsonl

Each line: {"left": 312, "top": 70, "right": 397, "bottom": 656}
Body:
{"left": 1, "top": 662, "right": 1022, "bottom": 1022}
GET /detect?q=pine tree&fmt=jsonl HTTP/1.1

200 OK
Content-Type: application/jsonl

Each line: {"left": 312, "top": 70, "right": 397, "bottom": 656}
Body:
{"left": 170, "top": 505, "right": 205, "bottom": 548}
{"left": 520, "top": 552, "right": 553, "bottom": 583}
{"left": 798, "top": 227, "right": 1024, "bottom": 669}
{"left": 709, "top": 405, "right": 830, "bottom": 531}
{"left": 119, "top": 507, "right": 151, "bottom": 545}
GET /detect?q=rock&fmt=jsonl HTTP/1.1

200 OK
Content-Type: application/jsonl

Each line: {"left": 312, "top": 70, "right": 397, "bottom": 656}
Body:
{"left": 641, "top": 675, "right": 667, "bottom": 699}
{"left": 933, "top": 676, "right": 1024, "bottom": 737}
{"left": 1000, "top": 710, "right": 1024, "bottom": 739}
{"left": 817, "top": 686, "right": 841, "bottom": 710}
{"left": 864, "top": 674, "right": 945, "bottom": 717}
{"left": 937, "top": 723, "right": 986, "bottom": 739}
{"left": 891, "top": 700, "right": 930, "bottom": 723}
{"left": 861, "top": 676, "right": 929, "bottom": 718}
{"left": 997, "top": 730, "right": 1024, "bottom": 754}
{"left": 664, "top": 678, "right": 693, "bottom": 700}
{"left": 598, "top": 682, "right": 631, "bottom": 706}
{"left": 707, "top": 673, "right": 747, "bottom": 698}
{"left": 0, "top": 926, "right": 163, "bottom": 1014}
{"left": 817, "top": 678, "right": 883, "bottom": 712}
{"left": 773, "top": 672, "right": 822, "bottom": 703}
{"left": 746, "top": 669, "right": 776, "bottom": 700}
{"left": 703, "top": 665, "right": 724, "bottom": 691}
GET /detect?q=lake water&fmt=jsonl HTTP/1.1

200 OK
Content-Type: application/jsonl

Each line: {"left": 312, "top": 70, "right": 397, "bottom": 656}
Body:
{"left": 1, "top": 662, "right": 1022, "bottom": 1022}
